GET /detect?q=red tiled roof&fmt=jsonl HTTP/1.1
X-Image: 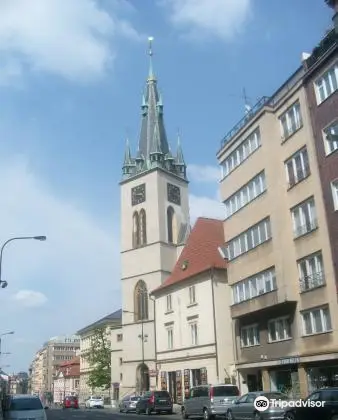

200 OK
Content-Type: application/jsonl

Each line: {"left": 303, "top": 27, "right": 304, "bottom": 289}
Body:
{"left": 58, "top": 356, "right": 80, "bottom": 377}
{"left": 151, "top": 217, "right": 226, "bottom": 294}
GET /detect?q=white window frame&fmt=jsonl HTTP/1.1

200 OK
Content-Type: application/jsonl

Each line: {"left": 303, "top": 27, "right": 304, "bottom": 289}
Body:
{"left": 315, "top": 63, "right": 338, "bottom": 104}
{"left": 232, "top": 268, "right": 277, "bottom": 304}
{"left": 220, "top": 128, "right": 261, "bottom": 179}
{"left": 224, "top": 171, "right": 266, "bottom": 219}
{"left": 166, "top": 294, "right": 172, "bottom": 312}
{"left": 331, "top": 179, "right": 338, "bottom": 211}
{"left": 190, "top": 322, "right": 198, "bottom": 346}
{"left": 301, "top": 306, "right": 332, "bottom": 336}
{"left": 298, "top": 252, "right": 325, "bottom": 292}
{"left": 323, "top": 120, "right": 338, "bottom": 155}
{"left": 267, "top": 317, "right": 292, "bottom": 342}
{"left": 189, "top": 285, "right": 196, "bottom": 304}
{"left": 167, "top": 327, "right": 173, "bottom": 349}
{"left": 280, "top": 102, "right": 302, "bottom": 140}
{"left": 240, "top": 324, "right": 260, "bottom": 347}
{"left": 291, "top": 198, "right": 317, "bottom": 238}
{"left": 285, "top": 147, "right": 310, "bottom": 188}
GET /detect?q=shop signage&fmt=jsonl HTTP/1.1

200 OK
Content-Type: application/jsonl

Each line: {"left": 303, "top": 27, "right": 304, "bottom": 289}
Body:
{"left": 279, "top": 357, "right": 300, "bottom": 365}
{"left": 184, "top": 369, "right": 190, "bottom": 398}
{"left": 112, "top": 382, "right": 120, "bottom": 388}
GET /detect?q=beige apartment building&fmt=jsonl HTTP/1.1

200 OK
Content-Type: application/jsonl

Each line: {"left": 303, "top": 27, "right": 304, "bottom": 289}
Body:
{"left": 30, "top": 348, "right": 45, "bottom": 395}
{"left": 217, "top": 57, "right": 338, "bottom": 397}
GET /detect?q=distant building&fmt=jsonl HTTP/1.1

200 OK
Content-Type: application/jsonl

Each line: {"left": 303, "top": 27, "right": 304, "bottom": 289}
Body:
{"left": 53, "top": 356, "right": 80, "bottom": 404}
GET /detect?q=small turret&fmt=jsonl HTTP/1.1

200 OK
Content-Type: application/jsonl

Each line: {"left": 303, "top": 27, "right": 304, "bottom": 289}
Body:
{"left": 122, "top": 138, "right": 135, "bottom": 178}
{"left": 175, "top": 132, "right": 187, "bottom": 178}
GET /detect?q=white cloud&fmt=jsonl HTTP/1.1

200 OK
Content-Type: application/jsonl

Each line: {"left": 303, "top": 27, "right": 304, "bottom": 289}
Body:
{"left": 0, "top": 0, "right": 139, "bottom": 84}
{"left": 188, "top": 164, "right": 220, "bottom": 183}
{"left": 189, "top": 194, "right": 224, "bottom": 222}
{"left": 12, "top": 290, "right": 47, "bottom": 308}
{"left": 161, "top": 0, "right": 252, "bottom": 41}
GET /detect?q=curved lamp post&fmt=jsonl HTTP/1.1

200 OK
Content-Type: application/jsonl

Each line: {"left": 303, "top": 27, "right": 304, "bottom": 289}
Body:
{"left": 0, "top": 236, "right": 47, "bottom": 289}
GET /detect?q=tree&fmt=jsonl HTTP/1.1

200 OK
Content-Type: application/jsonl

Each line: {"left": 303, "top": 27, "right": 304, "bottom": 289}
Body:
{"left": 84, "top": 327, "right": 111, "bottom": 391}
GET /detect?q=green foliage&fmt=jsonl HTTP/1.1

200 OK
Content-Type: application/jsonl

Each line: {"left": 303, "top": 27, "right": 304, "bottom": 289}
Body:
{"left": 84, "top": 327, "right": 111, "bottom": 390}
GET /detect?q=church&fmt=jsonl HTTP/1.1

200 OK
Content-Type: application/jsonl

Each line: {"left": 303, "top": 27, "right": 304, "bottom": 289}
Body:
{"left": 111, "top": 38, "right": 234, "bottom": 400}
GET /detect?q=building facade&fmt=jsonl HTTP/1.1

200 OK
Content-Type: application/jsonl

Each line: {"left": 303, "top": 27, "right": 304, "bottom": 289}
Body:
{"left": 216, "top": 4, "right": 338, "bottom": 398}
{"left": 53, "top": 356, "right": 80, "bottom": 404}
{"left": 117, "top": 39, "right": 190, "bottom": 398}
{"left": 150, "top": 218, "right": 235, "bottom": 404}
{"left": 77, "top": 310, "right": 121, "bottom": 403}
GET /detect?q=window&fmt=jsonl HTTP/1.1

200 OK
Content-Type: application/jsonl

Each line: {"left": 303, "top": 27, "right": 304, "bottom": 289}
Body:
{"left": 332, "top": 180, "right": 338, "bottom": 210}
{"left": 268, "top": 317, "right": 291, "bottom": 342}
{"left": 285, "top": 147, "right": 310, "bottom": 188}
{"left": 302, "top": 306, "right": 332, "bottom": 335}
{"left": 134, "top": 280, "right": 148, "bottom": 321}
{"left": 190, "top": 322, "right": 198, "bottom": 345}
{"left": 291, "top": 198, "right": 317, "bottom": 238}
{"left": 167, "top": 206, "right": 177, "bottom": 244}
{"left": 220, "top": 128, "right": 261, "bottom": 178}
{"left": 315, "top": 63, "right": 338, "bottom": 104}
{"left": 166, "top": 294, "right": 172, "bottom": 312}
{"left": 189, "top": 285, "right": 196, "bottom": 304}
{"left": 298, "top": 252, "right": 325, "bottom": 292}
{"left": 116, "top": 334, "right": 123, "bottom": 342}
{"left": 167, "top": 328, "right": 173, "bottom": 349}
{"left": 139, "top": 209, "right": 147, "bottom": 245}
{"left": 280, "top": 102, "right": 302, "bottom": 139}
{"left": 227, "top": 218, "right": 271, "bottom": 261}
{"left": 240, "top": 324, "right": 260, "bottom": 347}
{"left": 224, "top": 171, "right": 266, "bottom": 219}
{"left": 324, "top": 121, "right": 338, "bottom": 155}
{"left": 132, "top": 212, "right": 140, "bottom": 248}
{"left": 232, "top": 267, "right": 277, "bottom": 304}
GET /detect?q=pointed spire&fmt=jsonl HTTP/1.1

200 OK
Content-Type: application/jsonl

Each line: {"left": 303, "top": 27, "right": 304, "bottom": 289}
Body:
{"left": 150, "top": 120, "right": 163, "bottom": 159}
{"left": 147, "top": 36, "right": 156, "bottom": 82}
{"left": 176, "top": 129, "right": 185, "bottom": 165}
{"left": 123, "top": 137, "right": 132, "bottom": 166}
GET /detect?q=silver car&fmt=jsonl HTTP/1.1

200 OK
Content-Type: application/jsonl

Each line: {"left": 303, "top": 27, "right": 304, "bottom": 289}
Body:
{"left": 3, "top": 394, "right": 48, "bottom": 420}
{"left": 119, "top": 395, "right": 141, "bottom": 413}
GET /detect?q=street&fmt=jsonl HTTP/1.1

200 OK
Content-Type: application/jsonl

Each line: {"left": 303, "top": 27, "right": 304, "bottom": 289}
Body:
{"left": 46, "top": 408, "right": 182, "bottom": 420}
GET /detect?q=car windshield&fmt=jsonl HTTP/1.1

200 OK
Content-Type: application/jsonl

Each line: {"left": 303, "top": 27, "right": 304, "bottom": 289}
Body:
{"left": 131, "top": 397, "right": 140, "bottom": 401}
{"left": 154, "top": 392, "right": 170, "bottom": 398}
{"left": 10, "top": 398, "right": 43, "bottom": 411}
{"left": 213, "top": 386, "right": 239, "bottom": 397}
{"left": 264, "top": 393, "right": 289, "bottom": 401}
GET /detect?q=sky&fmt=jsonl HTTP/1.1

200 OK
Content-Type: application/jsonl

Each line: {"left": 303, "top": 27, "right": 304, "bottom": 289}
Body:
{"left": 0, "top": 0, "right": 333, "bottom": 372}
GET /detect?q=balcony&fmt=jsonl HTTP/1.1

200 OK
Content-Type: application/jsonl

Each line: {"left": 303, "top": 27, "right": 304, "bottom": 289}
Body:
{"left": 299, "top": 272, "right": 325, "bottom": 293}
{"left": 305, "top": 29, "right": 337, "bottom": 70}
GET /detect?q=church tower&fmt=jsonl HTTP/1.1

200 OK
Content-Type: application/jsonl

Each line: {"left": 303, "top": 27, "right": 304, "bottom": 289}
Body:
{"left": 120, "top": 38, "right": 190, "bottom": 394}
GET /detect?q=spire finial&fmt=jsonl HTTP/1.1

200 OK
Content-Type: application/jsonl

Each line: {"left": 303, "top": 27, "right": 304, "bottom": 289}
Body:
{"left": 148, "top": 36, "right": 155, "bottom": 81}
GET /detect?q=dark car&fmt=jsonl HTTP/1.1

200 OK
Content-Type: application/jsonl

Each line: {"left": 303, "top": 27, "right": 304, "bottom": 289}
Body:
{"left": 284, "top": 387, "right": 338, "bottom": 420}
{"left": 136, "top": 391, "right": 173, "bottom": 415}
{"left": 63, "top": 396, "right": 79, "bottom": 409}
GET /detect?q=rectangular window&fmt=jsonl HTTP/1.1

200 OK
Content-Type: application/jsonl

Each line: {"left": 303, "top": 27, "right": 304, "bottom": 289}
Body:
{"left": 291, "top": 198, "right": 317, "bottom": 238}
{"left": 227, "top": 218, "right": 271, "bottom": 261}
{"left": 190, "top": 322, "right": 198, "bottom": 346}
{"left": 315, "top": 63, "right": 338, "bottom": 104}
{"left": 189, "top": 286, "right": 196, "bottom": 304}
{"left": 332, "top": 179, "right": 338, "bottom": 211}
{"left": 224, "top": 171, "right": 266, "bottom": 219}
{"left": 302, "top": 306, "right": 332, "bottom": 336}
{"left": 220, "top": 128, "right": 261, "bottom": 178}
{"left": 324, "top": 120, "right": 338, "bottom": 155}
{"left": 298, "top": 252, "right": 325, "bottom": 292}
{"left": 280, "top": 102, "right": 302, "bottom": 140}
{"left": 285, "top": 147, "right": 310, "bottom": 188}
{"left": 167, "top": 328, "right": 173, "bottom": 349}
{"left": 268, "top": 317, "right": 292, "bottom": 342}
{"left": 116, "top": 334, "right": 123, "bottom": 342}
{"left": 166, "top": 294, "right": 172, "bottom": 312}
{"left": 232, "top": 267, "right": 276, "bottom": 304}
{"left": 240, "top": 324, "right": 260, "bottom": 347}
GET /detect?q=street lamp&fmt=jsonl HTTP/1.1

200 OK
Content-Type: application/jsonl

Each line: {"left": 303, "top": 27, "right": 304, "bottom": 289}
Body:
{"left": 123, "top": 309, "right": 148, "bottom": 393}
{"left": 0, "top": 236, "right": 47, "bottom": 289}
{"left": 0, "top": 331, "right": 14, "bottom": 362}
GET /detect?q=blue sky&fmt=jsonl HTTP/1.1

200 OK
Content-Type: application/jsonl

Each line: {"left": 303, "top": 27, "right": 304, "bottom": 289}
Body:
{"left": 0, "top": 0, "right": 333, "bottom": 372}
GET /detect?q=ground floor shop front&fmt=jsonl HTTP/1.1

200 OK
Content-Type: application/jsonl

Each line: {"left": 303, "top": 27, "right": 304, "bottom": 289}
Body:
{"left": 236, "top": 354, "right": 338, "bottom": 398}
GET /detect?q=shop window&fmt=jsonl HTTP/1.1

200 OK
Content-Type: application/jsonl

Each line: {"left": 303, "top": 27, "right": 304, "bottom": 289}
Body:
{"left": 307, "top": 366, "right": 338, "bottom": 392}
{"left": 268, "top": 317, "right": 292, "bottom": 342}
{"left": 191, "top": 369, "right": 201, "bottom": 387}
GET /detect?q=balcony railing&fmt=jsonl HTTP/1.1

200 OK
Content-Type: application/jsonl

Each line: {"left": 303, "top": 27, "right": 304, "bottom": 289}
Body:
{"left": 305, "top": 29, "right": 337, "bottom": 70}
{"left": 294, "top": 219, "right": 318, "bottom": 238}
{"left": 220, "top": 96, "right": 271, "bottom": 148}
{"left": 299, "top": 271, "right": 325, "bottom": 292}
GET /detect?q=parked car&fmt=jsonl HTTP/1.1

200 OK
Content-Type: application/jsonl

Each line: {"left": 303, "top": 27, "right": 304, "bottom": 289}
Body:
{"left": 62, "top": 396, "right": 79, "bottom": 409}
{"left": 284, "top": 387, "right": 338, "bottom": 420}
{"left": 119, "top": 395, "right": 141, "bottom": 413}
{"left": 136, "top": 390, "right": 173, "bottom": 415}
{"left": 182, "top": 384, "right": 240, "bottom": 420}
{"left": 85, "top": 396, "right": 104, "bottom": 409}
{"left": 226, "top": 391, "right": 291, "bottom": 420}
{"left": 3, "top": 394, "right": 48, "bottom": 420}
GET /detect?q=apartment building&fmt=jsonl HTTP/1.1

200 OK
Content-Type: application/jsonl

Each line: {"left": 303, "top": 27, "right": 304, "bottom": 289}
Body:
{"left": 30, "top": 348, "right": 45, "bottom": 395}
{"left": 216, "top": 6, "right": 338, "bottom": 398}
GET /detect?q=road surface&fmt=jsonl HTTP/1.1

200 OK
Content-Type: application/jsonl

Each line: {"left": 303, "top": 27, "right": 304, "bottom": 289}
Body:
{"left": 47, "top": 408, "right": 182, "bottom": 420}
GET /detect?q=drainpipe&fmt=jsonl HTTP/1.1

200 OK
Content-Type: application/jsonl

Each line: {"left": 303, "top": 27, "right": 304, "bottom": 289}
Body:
{"left": 210, "top": 268, "right": 220, "bottom": 383}
{"left": 149, "top": 294, "right": 157, "bottom": 389}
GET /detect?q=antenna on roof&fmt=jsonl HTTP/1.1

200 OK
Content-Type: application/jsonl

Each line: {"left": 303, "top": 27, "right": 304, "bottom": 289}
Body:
{"left": 242, "top": 88, "right": 252, "bottom": 114}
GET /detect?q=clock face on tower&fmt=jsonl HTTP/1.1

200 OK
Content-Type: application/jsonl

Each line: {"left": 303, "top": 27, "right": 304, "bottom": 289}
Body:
{"left": 131, "top": 183, "right": 146, "bottom": 206}
{"left": 167, "top": 183, "right": 181, "bottom": 206}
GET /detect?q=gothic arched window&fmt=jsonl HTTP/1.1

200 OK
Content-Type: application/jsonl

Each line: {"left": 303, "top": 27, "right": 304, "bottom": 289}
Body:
{"left": 139, "top": 209, "right": 147, "bottom": 245}
{"left": 133, "top": 212, "right": 140, "bottom": 248}
{"left": 167, "top": 206, "right": 177, "bottom": 244}
{"left": 134, "top": 280, "right": 148, "bottom": 321}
